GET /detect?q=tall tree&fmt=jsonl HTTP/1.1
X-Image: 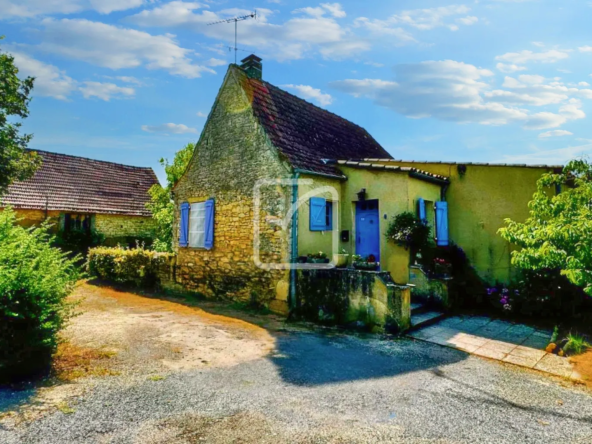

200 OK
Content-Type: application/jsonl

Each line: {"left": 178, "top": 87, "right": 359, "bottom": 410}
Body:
{"left": 499, "top": 159, "right": 592, "bottom": 296}
{"left": 146, "top": 142, "right": 195, "bottom": 252}
{"left": 0, "top": 38, "right": 40, "bottom": 196}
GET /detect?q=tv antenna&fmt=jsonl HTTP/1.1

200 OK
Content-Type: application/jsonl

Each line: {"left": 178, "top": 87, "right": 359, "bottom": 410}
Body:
{"left": 208, "top": 11, "right": 257, "bottom": 64}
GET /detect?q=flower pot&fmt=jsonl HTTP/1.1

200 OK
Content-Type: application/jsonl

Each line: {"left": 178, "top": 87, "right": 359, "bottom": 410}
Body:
{"left": 333, "top": 253, "right": 349, "bottom": 267}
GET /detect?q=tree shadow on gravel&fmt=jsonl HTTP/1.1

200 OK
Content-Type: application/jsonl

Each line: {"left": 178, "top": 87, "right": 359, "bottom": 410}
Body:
{"left": 81, "top": 280, "right": 469, "bottom": 387}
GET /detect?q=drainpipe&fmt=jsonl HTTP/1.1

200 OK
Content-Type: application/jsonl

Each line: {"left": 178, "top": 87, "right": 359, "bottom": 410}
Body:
{"left": 289, "top": 171, "right": 300, "bottom": 318}
{"left": 440, "top": 183, "right": 450, "bottom": 201}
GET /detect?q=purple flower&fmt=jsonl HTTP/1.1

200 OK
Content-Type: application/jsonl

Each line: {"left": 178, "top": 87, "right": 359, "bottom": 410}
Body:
{"left": 500, "top": 297, "right": 508, "bottom": 305}
{"left": 487, "top": 288, "right": 497, "bottom": 295}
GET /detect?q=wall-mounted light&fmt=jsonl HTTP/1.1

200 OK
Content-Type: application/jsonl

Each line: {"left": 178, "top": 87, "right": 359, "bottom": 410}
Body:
{"left": 357, "top": 188, "right": 366, "bottom": 201}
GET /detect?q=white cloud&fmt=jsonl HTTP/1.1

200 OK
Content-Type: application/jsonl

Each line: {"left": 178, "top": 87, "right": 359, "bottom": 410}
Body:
{"left": 196, "top": 111, "right": 207, "bottom": 117}
{"left": 332, "top": 60, "right": 592, "bottom": 130}
{"left": 9, "top": 50, "right": 75, "bottom": 100}
{"left": 282, "top": 84, "right": 333, "bottom": 106}
{"left": 578, "top": 46, "right": 592, "bottom": 53}
{"left": 320, "top": 3, "right": 346, "bottom": 18}
{"left": 354, "top": 4, "right": 474, "bottom": 38}
{"left": 0, "top": 0, "right": 144, "bottom": 18}
{"left": 141, "top": 123, "right": 198, "bottom": 134}
{"left": 499, "top": 143, "right": 592, "bottom": 165}
{"left": 206, "top": 58, "right": 227, "bottom": 67}
{"left": 389, "top": 5, "right": 471, "bottom": 30}
{"left": 79, "top": 81, "right": 135, "bottom": 101}
{"left": 114, "top": 76, "right": 144, "bottom": 86}
{"left": 331, "top": 61, "right": 527, "bottom": 125}
{"left": 496, "top": 63, "right": 527, "bottom": 73}
{"left": 496, "top": 49, "right": 569, "bottom": 64}
{"left": 539, "top": 130, "right": 573, "bottom": 139}
{"left": 129, "top": 3, "right": 358, "bottom": 61}
{"left": 532, "top": 41, "right": 545, "bottom": 48}
{"left": 456, "top": 16, "right": 478, "bottom": 25}
{"left": 35, "top": 19, "right": 214, "bottom": 78}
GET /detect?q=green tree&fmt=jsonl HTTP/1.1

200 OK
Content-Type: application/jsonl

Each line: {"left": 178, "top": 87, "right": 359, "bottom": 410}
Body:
{"left": 146, "top": 142, "right": 195, "bottom": 252}
{"left": 499, "top": 159, "right": 592, "bottom": 296}
{"left": 0, "top": 38, "right": 40, "bottom": 196}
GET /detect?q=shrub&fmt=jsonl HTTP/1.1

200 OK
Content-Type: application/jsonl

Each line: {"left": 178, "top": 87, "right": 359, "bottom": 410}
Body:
{"left": 385, "top": 212, "right": 431, "bottom": 251}
{"left": 563, "top": 333, "right": 590, "bottom": 355}
{"left": 87, "top": 246, "right": 172, "bottom": 288}
{"left": 0, "top": 208, "right": 80, "bottom": 383}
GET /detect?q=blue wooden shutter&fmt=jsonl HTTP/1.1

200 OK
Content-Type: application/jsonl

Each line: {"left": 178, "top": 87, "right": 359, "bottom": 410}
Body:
{"left": 179, "top": 202, "right": 190, "bottom": 247}
{"left": 418, "top": 198, "right": 426, "bottom": 223}
{"left": 310, "top": 197, "right": 327, "bottom": 231}
{"left": 435, "top": 201, "right": 449, "bottom": 246}
{"left": 204, "top": 199, "right": 215, "bottom": 250}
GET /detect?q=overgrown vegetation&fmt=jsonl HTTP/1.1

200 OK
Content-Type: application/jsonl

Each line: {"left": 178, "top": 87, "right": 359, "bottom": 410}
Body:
{"left": 0, "top": 208, "right": 80, "bottom": 383}
{"left": 0, "top": 38, "right": 40, "bottom": 196}
{"left": 87, "top": 246, "right": 173, "bottom": 288}
{"left": 54, "top": 228, "right": 105, "bottom": 258}
{"left": 499, "top": 159, "right": 592, "bottom": 296}
{"left": 146, "top": 142, "right": 194, "bottom": 252}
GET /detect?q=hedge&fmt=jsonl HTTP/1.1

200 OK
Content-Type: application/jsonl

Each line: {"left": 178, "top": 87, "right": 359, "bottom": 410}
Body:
{"left": 1, "top": 208, "right": 80, "bottom": 383}
{"left": 87, "top": 247, "right": 173, "bottom": 288}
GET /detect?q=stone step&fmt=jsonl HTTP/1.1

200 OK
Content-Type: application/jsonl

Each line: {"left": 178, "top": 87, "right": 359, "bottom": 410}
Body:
{"left": 410, "top": 311, "right": 447, "bottom": 330}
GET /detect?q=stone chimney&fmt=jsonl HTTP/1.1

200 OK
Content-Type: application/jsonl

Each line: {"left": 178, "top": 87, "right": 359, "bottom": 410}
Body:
{"left": 240, "top": 54, "right": 262, "bottom": 80}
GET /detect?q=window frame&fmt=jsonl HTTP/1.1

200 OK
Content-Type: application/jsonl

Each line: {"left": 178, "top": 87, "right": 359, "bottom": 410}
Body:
{"left": 188, "top": 201, "right": 207, "bottom": 249}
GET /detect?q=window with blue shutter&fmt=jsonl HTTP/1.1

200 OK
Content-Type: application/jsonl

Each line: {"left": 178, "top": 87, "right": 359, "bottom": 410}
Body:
{"left": 310, "top": 197, "right": 333, "bottom": 231}
{"left": 417, "top": 198, "right": 426, "bottom": 224}
{"left": 179, "top": 202, "right": 190, "bottom": 247}
{"left": 204, "top": 199, "right": 215, "bottom": 250}
{"left": 435, "top": 201, "right": 449, "bottom": 246}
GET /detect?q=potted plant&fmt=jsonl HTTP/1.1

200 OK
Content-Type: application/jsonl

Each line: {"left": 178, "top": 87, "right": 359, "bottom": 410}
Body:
{"left": 332, "top": 249, "right": 349, "bottom": 267}
{"left": 307, "top": 251, "right": 329, "bottom": 264}
{"left": 352, "top": 254, "right": 380, "bottom": 271}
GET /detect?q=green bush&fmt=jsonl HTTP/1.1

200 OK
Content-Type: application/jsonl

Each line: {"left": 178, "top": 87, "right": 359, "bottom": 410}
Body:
{"left": 87, "top": 246, "right": 172, "bottom": 288}
{"left": 0, "top": 208, "right": 80, "bottom": 383}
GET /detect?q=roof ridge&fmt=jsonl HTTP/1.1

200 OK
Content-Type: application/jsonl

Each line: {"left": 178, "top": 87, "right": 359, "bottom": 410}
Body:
{"left": 27, "top": 149, "right": 156, "bottom": 171}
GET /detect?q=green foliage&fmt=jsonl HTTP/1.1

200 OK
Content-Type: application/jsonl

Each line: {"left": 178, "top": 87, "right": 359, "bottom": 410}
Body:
{"left": 499, "top": 159, "right": 592, "bottom": 296}
{"left": 0, "top": 208, "right": 80, "bottom": 383}
{"left": 87, "top": 246, "right": 173, "bottom": 288}
{"left": 563, "top": 333, "right": 590, "bottom": 355}
{"left": 0, "top": 38, "right": 41, "bottom": 196}
{"left": 146, "top": 142, "right": 195, "bottom": 252}
{"left": 385, "top": 212, "right": 431, "bottom": 251}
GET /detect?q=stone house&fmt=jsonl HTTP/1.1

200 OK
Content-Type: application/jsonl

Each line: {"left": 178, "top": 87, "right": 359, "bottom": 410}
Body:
{"left": 173, "top": 55, "right": 559, "bottom": 327}
{"left": 0, "top": 149, "right": 158, "bottom": 245}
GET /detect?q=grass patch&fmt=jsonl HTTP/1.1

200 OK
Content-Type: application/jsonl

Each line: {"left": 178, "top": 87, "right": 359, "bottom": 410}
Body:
{"left": 564, "top": 333, "right": 591, "bottom": 356}
{"left": 56, "top": 402, "right": 75, "bottom": 414}
{"left": 148, "top": 375, "right": 165, "bottom": 381}
{"left": 52, "top": 343, "right": 119, "bottom": 381}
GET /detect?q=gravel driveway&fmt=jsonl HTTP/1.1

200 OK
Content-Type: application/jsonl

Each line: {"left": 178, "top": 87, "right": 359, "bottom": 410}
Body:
{"left": 1, "top": 283, "right": 592, "bottom": 443}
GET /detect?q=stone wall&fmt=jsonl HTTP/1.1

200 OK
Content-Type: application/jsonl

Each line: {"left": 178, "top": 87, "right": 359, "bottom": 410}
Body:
{"left": 94, "top": 214, "right": 156, "bottom": 245}
{"left": 296, "top": 268, "right": 411, "bottom": 332}
{"left": 9, "top": 209, "right": 60, "bottom": 231}
{"left": 173, "top": 66, "right": 293, "bottom": 313}
{"left": 409, "top": 265, "right": 451, "bottom": 309}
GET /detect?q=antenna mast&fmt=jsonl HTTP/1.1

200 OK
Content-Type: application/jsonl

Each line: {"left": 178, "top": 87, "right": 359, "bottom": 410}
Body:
{"left": 208, "top": 11, "right": 257, "bottom": 64}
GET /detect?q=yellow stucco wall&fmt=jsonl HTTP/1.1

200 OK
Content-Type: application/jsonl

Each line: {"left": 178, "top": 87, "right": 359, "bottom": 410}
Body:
{"left": 298, "top": 169, "right": 441, "bottom": 285}
{"left": 374, "top": 161, "right": 556, "bottom": 284}
{"left": 297, "top": 175, "right": 342, "bottom": 259}
{"left": 6, "top": 209, "right": 61, "bottom": 231}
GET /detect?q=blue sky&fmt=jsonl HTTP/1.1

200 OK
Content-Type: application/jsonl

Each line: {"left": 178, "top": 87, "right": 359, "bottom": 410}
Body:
{"left": 2, "top": 0, "right": 592, "bottom": 183}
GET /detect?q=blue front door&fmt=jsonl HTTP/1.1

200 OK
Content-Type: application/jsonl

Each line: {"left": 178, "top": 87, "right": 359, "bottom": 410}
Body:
{"left": 355, "top": 200, "right": 380, "bottom": 262}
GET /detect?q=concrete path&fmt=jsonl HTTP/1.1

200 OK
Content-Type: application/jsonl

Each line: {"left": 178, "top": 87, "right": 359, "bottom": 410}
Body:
{"left": 409, "top": 315, "right": 580, "bottom": 380}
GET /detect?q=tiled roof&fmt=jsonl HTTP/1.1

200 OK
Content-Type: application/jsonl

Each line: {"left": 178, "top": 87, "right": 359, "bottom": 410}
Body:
{"left": 238, "top": 67, "right": 393, "bottom": 177}
{"left": 334, "top": 160, "right": 449, "bottom": 183}
{"left": 362, "top": 158, "right": 563, "bottom": 169}
{"left": 1, "top": 150, "right": 159, "bottom": 217}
